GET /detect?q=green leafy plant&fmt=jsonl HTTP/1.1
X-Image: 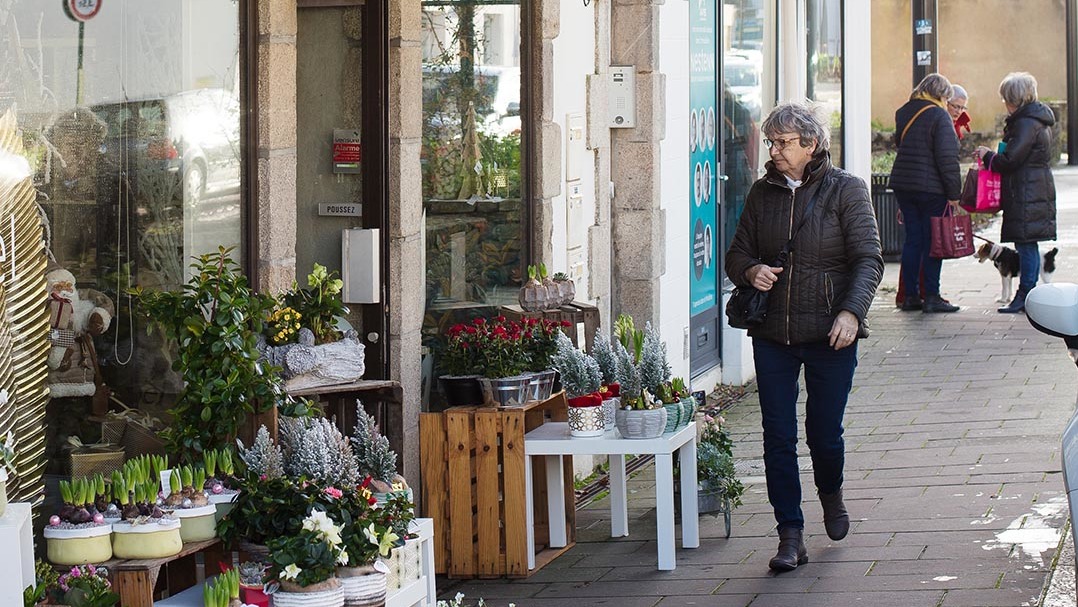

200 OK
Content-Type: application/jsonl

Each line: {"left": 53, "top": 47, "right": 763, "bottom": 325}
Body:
{"left": 279, "top": 263, "right": 349, "bottom": 345}
{"left": 267, "top": 510, "right": 345, "bottom": 588}
{"left": 24, "top": 559, "right": 59, "bottom": 607}
{"left": 55, "top": 565, "right": 118, "bottom": 607}
{"left": 698, "top": 413, "right": 745, "bottom": 508}
{"left": 217, "top": 476, "right": 316, "bottom": 546}
{"left": 521, "top": 317, "right": 567, "bottom": 372}
{"left": 202, "top": 568, "right": 239, "bottom": 607}
{"left": 134, "top": 247, "right": 285, "bottom": 463}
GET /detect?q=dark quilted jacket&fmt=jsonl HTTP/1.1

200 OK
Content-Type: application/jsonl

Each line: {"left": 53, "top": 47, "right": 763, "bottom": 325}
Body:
{"left": 888, "top": 99, "right": 962, "bottom": 200}
{"left": 725, "top": 155, "right": 884, "bottom": 346}
{"left": 981, "top": 101, "right": 1057, "bottom": 243}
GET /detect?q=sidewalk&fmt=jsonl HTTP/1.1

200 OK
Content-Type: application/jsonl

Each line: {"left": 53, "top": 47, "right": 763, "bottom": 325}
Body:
{"left": 438, "top": 167, "right": 1078, "bottom": 606}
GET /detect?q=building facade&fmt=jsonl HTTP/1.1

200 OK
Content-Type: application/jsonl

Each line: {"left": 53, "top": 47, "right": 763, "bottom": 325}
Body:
{"left": 0, "top": 0, "right": 874, "bottom": 504}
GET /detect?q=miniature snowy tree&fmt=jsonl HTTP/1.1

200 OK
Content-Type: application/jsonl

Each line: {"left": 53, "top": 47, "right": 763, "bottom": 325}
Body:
{"left": 279, "top": 416, "right": 359, "bottom": 487}
{"left": 550, "top": 332, "right": 601, "bottom": 397}
{"left": 591, "top": 329, "right": 619, "bottom": 385}
{"left": 638, "top": 322, "right": 671, "bottom": 394}
{"left": 615, "top": 340, "right": 643, "bottom": 407}
{"left": 351, "top": 403, "right": 398, "bottom": 484}
{"left": 236, "top": 425, "right": 284, "bottom": 480}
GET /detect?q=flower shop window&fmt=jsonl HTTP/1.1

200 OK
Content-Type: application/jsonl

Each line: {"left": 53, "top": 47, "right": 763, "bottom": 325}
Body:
{"left": 1, "top": 1, "right": 245, "bottom": 472}
{"left": 421, "top": 0, "right": 529, "bottom": 408}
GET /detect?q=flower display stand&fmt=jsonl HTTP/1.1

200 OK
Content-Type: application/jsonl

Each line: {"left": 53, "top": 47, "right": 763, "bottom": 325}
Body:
{"left": 419, "top": 392, "right": 574, "bottom": 578}
{"left": 0, "top": 502, "right": 33, "bottom": 607}
{"left": 84, "top": 537, "right": 228, "bottom": 607}
{"left": 499, "top": 301, "right": 600, "bottom": 352}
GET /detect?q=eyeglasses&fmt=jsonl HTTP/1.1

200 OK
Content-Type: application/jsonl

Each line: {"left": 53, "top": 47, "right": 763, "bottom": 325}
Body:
{"left": 948, "top": 101, "right": 967, "bottom": 112}
{"left": 763, "top": 136, "right": 802, "bottom": 150}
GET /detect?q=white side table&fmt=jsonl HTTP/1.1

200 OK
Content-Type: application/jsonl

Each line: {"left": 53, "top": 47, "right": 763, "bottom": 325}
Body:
{"left": 0, "top": 502, "right": 34, "bottom": 604}
{"left": 524, "top": 422, "right": 699, "bottom": 570}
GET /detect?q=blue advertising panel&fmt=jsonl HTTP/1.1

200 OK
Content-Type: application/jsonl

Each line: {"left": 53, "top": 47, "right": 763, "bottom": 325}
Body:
{"left": 689, "top": 0, "right": 718, "bottom": 318}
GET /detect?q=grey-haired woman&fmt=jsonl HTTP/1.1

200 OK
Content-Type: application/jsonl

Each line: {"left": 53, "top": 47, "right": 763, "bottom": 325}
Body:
{"left": 725, "top": 102, "right": 883, "bottom": 572}
{"left": 975, "top": 72, "right": 1057, "bottom": 313}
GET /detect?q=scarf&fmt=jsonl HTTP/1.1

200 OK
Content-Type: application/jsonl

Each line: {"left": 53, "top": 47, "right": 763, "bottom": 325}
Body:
{"left": 911, "top": 92, "right": 946, "bottom": 109}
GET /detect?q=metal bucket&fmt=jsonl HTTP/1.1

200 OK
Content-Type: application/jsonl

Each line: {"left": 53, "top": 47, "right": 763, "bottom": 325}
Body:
{"left": 526, "top": 369, "right": 557, "bottom": 402}
{"left": 479, "top": 375, "right": 532, "bottom": 408}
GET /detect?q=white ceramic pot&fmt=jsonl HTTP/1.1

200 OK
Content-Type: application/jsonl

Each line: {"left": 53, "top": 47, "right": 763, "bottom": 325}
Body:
{"left": 568, "top": 405, "right": 605, "bottom": 438}
{"left": 208, "top": 491, "right": 240, "bottom": 523}
{"left": 170, "top": 504, "right": 218, "bottom": 542}
{"left": 273, "top": 578, "right": 345, "bottom": 607}
{"left": 381, "top": 535, "right": 422, "bottom": 591}
{"left": 111, "top": 517, "right": 182, "bottom": 559}
{"left": 44, "top": 524, "right": 113, "bottom": 565}
{"left": 337, "top": 562, "right": 387, "bottom": 607}
{"left": 601, "top": 397, "right": 618, "bottom": 430}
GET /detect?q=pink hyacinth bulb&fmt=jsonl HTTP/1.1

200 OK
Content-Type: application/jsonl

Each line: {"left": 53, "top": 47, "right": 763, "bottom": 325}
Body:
{"left": 93, "top": 513, "right": 105, "bottom": 524}
{"left": 211, "top": 483, "right": 223, "bottom": 495}
{"left": 49, "top": 515, "right": 60, "bottom": 526}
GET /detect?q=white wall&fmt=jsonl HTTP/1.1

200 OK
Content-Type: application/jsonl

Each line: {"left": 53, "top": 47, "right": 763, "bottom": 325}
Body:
{"left": 843, "top": 0, "right": 872, "bottom": 185}
{"left": 659, "top": 0, "right": 692, "bottom": 382}
{"left": 552, "top": 0, "right": 598, "bottom": 299}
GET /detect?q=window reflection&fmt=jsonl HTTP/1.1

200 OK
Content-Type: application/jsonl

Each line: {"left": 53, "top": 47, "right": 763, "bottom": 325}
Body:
{"left": 1, "top": 0, "right": 242, "bottom": 469}
{"left": 421, "top": 1, "right": 524, "bottom": 408}
{"left": 806, "top": 0, "right": 843, "bottom": 166}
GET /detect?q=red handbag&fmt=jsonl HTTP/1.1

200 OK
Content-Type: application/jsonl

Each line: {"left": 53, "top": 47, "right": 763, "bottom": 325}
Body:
{"left": 930, "top": 204, "right": 975, "bottom": 259}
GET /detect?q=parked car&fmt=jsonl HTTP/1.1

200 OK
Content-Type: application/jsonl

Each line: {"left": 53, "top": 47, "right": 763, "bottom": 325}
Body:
{"left": 91, "top": 88, "right": 241, "bottom": 205}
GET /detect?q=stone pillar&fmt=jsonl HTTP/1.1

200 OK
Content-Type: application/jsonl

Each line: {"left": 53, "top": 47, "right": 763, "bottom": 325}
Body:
{"left": 255, "top": 0, "right": 298, "bottom": 294}
{"left": 610, "top": 0, "right": 665, "bottom": 325}
{"left": 530, "top": 2, "right": 563, "bottom": 265}
{"left": 388, "top": 0, "right": 424, "bottom": 491}
{"left": 586, "top": 0, "right": 613, "bottom": 330}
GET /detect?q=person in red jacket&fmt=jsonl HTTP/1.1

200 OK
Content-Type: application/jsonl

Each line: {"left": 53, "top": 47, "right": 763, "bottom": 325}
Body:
{"left": 948, "top": 84, "right": 971, "bottom": 140}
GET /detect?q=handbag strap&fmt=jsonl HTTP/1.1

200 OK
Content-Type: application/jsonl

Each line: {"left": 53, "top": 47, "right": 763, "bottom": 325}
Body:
{"left": 775, "top": 174, "right": 830, "bottom": 265}
{"left": 897, "top": 104, "right": 934, "bottom": 146}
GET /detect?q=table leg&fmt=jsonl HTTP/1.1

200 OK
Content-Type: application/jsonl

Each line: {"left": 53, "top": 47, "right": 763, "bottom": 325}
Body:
{"left": 422, "top": 523, "right": 437, "bottom": 606}
{"left": 114, "top": 569, "right": 157, "bottom": 607}
{"left": 525, "top": 455, "right": 536, "bottom": 570}
{"left": 655, "top": 452, "right": 676, "bottom": 570}
{"left": 679, "top": 439, "right": 700, "bottom": 548}
{"left": 545, "top": 454, "right": 567, "bottom": 548}
{"left": 609, "top": 454, "right": 628, "bottom": 537}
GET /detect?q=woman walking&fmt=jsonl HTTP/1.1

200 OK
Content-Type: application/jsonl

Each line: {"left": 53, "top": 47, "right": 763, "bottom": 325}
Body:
{"left": 975, "top": 72, "right": 1057, "bottom": 314}
{"left": 725, "top": 102, "right": 883, "bottom": 572}
{"left": 889, "top": 73, "right": 962, "bottom": 313}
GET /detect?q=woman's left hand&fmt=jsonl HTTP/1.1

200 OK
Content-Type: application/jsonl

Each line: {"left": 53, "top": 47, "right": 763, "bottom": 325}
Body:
{"left": 828, "top": 311, "right": 860, "bottom": 350}
{"left": 974, "top": 146, "right": 991, "bottom": 160}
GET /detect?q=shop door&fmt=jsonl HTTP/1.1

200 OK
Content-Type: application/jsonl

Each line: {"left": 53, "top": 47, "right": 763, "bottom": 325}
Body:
{"left": 296, "top": 0, "right": 390, "bottom": 377}
{"left": 689, "top": 0, "right": 722, "bottom": 376}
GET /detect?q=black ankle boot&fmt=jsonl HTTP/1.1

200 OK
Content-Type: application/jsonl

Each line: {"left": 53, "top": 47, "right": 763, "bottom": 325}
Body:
{"left": 998, "top": 291, "right": 1027, "bottom": 314}
{"left": 768, "top": 527, "right": 808, "bottom": 572}
{"left": 900, "top": 295, "right": 923, "bottom": 311}
{"left": 819, "top": 489, "right": 850, "bottom": 541}
{"left": 922, "top": 294, "right": 959, "bottom": 313}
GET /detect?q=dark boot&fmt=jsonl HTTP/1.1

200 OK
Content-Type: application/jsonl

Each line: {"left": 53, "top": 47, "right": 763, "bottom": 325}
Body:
{"left": 922, "top": 294, "right": 959, "bottom": 313}
{"left": 768, "top": 527, "right": 808, "bottom": 572}
{"left": 997, "top": 291, "right": 1027, "bottom": 314}
{"left": 819, "top": 489, "right": 850, "bottom": 541}
{"left": 899, "top": 295, "right": 923, "bottom": 311}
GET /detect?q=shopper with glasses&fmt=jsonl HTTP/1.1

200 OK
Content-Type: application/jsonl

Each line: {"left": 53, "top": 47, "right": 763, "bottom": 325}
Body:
{"left": 948, "top": 84, "right": 972, "bottom": 140}
{"left": 889, "top": 73, "right": 963, "bottom": 313}
{"left": 726, "top": 102, "right": 883, "bottom": 573}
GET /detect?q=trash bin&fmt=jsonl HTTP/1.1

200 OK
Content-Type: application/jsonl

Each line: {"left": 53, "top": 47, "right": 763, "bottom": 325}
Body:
{"left": 871, "top": 173, "right": 903, "bottom": 261}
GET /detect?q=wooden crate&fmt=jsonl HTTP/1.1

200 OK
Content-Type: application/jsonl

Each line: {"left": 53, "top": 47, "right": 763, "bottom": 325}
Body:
{"left": 419, "top": 392, "right": 573, "bottom": 578}
{"left": 500, "top": 301, "right": 601, "bottom": 352}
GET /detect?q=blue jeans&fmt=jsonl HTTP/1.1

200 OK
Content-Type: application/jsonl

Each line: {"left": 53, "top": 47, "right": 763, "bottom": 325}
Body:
{"left": 895, "top": 189, "right": 948, "bottom": 299}
{"left": 1014, "top": 242, "right": 1040, "bottom": 296}
{"left": 752, "top": 338, "right": 859, "bottom": 531}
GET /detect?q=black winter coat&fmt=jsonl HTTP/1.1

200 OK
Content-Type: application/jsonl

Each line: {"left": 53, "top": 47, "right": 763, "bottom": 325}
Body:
{"left": 725, "top": 154, "right": 884, "bottom": 346}
{"left": 982, "top": 102, "right": 1057, "bottom": 243}
{"left": 888, "top": 99, "right": 962, "bottom": 200}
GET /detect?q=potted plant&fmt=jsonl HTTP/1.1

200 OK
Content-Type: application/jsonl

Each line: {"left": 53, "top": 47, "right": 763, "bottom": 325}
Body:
{"left": 474, "top": 316, "right": 532, "bottom": 407}
{"left": 613, "top": 340, "right": 666, "bottom": 439}
{"left": 521, "top": 317, "right": 565, "bottom": 402}
{"left": 163, "top": 466, "right": 217, "bottom": 542}
{"left": 671, "top": 377, "right": 696, "bottom": 429}
{"left": 47, "top": 564, "right": 119, "bottom": 607}
{"left": 202, "top": 568, "right": 241, "bottom": 607}
{"left": 261, "top": 264, "right": 366, "bottom": 392}
{"left": 267, "top": 510, "right": 347, "bottom": 607}
{"left": 203, "top": 447, "right": 242, "bottom": 522}
{"left": 591, "top": 330, "right": 621, "bottom": 429}
{"left": 675, "top": 412, "right": 745, "bottom": 538}
{"left": 551, "top": 271, "right": 576, "bottom": 306}
{"left": 332, "top": 487, "right": 399, "bottom": 607}
{"left": 134, "top": 247, "right": 285, "bottom": 464}
{"left": 517, "top": 264, "right": 550, "bottom": 312}
{"left": 110, "top": 478, "right": 182, "bottom": 559}
{"left": 551, "top": 333, "right": 605, "bottom": 438}
{"left": 377, "top": 492, "right": 420, "bottom": 592}
{"left": 237, "top": 561, "right": 271, "bottom": 607}
{"left": 0, "top": 428, "right": 14, "bottom": 518}
{"left": 44, "top": 477, "right": 113, "bottom": 566}
{"left": 23, "top": 559, "right": 60, "bottom": 607}
{"left": 438, "top": 320, "right": 484, "bottom": 406}
{"left": 351, "top": 405, "right": 411, "bottom": 505}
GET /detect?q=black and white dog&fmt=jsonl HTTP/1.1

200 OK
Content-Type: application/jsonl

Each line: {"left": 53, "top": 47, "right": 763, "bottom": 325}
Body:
{"left": 975, "top": 242, "right": 1058, "bottom": 302}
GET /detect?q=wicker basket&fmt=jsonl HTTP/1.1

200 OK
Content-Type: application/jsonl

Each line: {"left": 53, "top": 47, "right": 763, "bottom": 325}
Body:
{"left": 100, "top": 417, "right": 127, "bottom": 445}
{"left": 68, "top": 444, "right": 125, "bottom": 478}
{"left": 122, "top": 421, "right": 165, "bottom": 458}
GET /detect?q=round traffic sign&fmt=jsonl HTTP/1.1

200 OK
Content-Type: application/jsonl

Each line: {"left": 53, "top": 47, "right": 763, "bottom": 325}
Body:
{"left": 66, "top": 0, "right": 102, "bottom": 22}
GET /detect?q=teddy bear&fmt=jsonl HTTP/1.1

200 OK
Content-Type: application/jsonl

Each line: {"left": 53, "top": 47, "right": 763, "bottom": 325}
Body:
{"left": 46, "top": 268, "right": 114, "bottom": 398}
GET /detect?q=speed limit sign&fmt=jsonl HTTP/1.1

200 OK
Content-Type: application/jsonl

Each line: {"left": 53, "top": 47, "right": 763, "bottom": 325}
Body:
{"left": 65, "top": 0, "right": 102, "bottom": 22}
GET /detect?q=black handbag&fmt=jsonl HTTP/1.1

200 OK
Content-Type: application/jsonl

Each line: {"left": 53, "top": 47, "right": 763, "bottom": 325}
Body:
{"left": 725, "top": 177, "right": 828, "bottom": 330}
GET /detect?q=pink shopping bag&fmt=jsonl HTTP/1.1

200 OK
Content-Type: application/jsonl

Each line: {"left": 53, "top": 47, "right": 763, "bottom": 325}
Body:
{"left": 959, "top": 158, "right": 1001, "bottom": 213}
